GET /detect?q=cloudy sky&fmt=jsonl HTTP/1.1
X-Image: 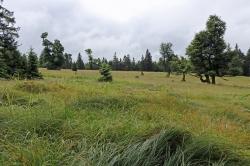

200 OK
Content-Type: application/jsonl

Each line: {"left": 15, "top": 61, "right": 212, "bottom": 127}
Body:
{"left": 4, "top": 0, "right": 250, "bottom": 61}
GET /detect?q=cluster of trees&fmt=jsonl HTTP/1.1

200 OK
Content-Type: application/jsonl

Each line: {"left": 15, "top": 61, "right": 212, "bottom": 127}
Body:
{"left": 0, "top": 1, "right": 41, "bottom": 79}
{"left": 186, "top": 15, "right": 250, "bottom": 84}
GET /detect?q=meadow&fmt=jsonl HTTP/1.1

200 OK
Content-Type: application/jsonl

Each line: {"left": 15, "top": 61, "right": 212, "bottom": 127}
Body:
{"left": 0, "top": 69, "right": 250, "bottom": 165}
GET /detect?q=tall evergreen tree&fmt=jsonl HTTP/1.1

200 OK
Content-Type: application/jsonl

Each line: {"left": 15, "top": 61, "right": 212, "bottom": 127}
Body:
{"left": 112, "top": 52, "right": 119, "bottom": 70}
{"left": 0, "top": 1, "right": 22, "bottom": 78}
{"left": 144, "top": 49, "right": 153, "bottom": 71}
{"left": 27, "top": 48, "right": 42, "bottom": 79}
{"left": 76, "top": 53, "right": 84, "bottom": 70}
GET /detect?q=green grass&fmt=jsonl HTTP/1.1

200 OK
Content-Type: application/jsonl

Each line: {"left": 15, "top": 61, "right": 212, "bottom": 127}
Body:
{"left": 0, "top": 69, "right": 249, "bottom": 165}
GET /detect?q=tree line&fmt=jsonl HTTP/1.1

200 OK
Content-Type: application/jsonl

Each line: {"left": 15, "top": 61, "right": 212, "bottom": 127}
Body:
{"left": 1, "top": 0, "right": 250, "bottom": 84}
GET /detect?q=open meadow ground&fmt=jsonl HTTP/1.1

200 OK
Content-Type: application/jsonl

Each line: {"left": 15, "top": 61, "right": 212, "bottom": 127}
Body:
{"left": 0, "top": 69, "right": 250, "bottom": 165}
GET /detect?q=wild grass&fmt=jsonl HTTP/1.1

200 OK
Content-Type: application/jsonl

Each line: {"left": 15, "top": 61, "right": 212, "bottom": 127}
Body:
{"left": 0, "top": 69, "right": 249, "bottom": 165}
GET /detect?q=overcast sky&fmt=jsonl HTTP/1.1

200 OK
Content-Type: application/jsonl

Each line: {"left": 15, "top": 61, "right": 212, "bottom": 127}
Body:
{"left": 4, "top": 0, "right": 250, "bottom": 61}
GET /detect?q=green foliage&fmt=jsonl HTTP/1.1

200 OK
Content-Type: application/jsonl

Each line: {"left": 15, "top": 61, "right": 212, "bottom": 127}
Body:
{"left": 76, "top": 53, "right": 84, "bottom": 70}
{"left": 225, "top": 45, "right": 244, "bottom": 76}
{"left": 144, "top": 49, "right": 153, "bottom": 71}
{"left": 160, "top": 42, "right": 174, "bottom": 76}
{"left": 70, "top": 96, "right": 139, "bottom": 111}
{"left": 85, "top": 49, "right": 93, "bottom": 70}
{"left": 0, "top": 3, "right": 42, "bottom": 80}
{"left": 243, "top": 49, "right": 250, "bottom": 76}
{"left": 40, "top": 33, "right": 65, "bottom": 70}
{"left": 98, "top": 63, "right": 112, "bottom": 82}
{"left": 186, "top": 15, "right": 227, "bottom": 84}
{"left": 63, "top": 53, "right": 72, "bottom": 69}
{"left": 27, "top": 48, "right": 42, "bottom": 79}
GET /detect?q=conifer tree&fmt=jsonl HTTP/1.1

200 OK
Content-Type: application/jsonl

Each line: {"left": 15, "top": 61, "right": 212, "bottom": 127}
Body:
{"left": 144, "top": 49, "right": 153, "bottom": 71}
{"left": 76, "top": 53, "right": 84, "bottom": 70}
{"left": 0, "top": 52, "right": 8, "bottom": 78}
{"left": 0, "top": 1, "right": 32, "bottom": 79}
{"left": 242, "top": 48, "right": 250, "bottom": 76}
{"left": 112, "top": 52, "right": 119, "bottom": 70}
{"left": 27, "top": 48, "right": 42, "bottom": 79}
{"left": 98, "top": 63, "right": 112, "bottom": 82}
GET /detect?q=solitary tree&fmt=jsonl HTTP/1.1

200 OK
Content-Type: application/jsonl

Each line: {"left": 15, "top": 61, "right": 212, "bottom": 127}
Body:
{"left": 27, "top": 48, "right": 42, "bottom": 79}
{"left": 160, "top": 42, "right": 174, "bottom": 77}
{"left": 186, "top": 15, "right": 227, "bottom": 84}
{"left": 98, "top": 63, "right": 112, "bottom": 82}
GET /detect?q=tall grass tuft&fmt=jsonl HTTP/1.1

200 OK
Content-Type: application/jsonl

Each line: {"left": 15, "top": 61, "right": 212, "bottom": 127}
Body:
{"left": 90, "top": 128, "right": 245, "bottom": 166}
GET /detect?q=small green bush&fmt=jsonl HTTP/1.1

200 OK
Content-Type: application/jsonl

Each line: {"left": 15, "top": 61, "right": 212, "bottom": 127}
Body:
{"left": 98, "top": 63, "right": 112, "bottom": 82}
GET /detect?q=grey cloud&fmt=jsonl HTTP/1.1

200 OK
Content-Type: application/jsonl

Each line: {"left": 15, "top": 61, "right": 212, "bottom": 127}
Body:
{"left": 4, "top": 0, "right": 250, "bottom": 61}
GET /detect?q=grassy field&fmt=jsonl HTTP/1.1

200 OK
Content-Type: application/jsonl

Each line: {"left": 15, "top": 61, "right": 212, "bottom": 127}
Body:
{"left": 0, "top": 69, "right": 250, "bottom": 165}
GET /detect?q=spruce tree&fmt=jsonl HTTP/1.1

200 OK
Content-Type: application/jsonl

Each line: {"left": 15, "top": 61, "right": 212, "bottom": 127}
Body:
{"left": 0, "top": 1, "right": 22, "bottom": 78}
{"left": 112, "top": 53, "right": 119, "bottom": 70}
{"left": 27, "top": 48, "right": 42, "bottom": 79}
{"left": 144, "top": 49, "right": 153, "bottom": 71}
{"left": 98, "top": 63, "right": 112, "bottom": 82}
